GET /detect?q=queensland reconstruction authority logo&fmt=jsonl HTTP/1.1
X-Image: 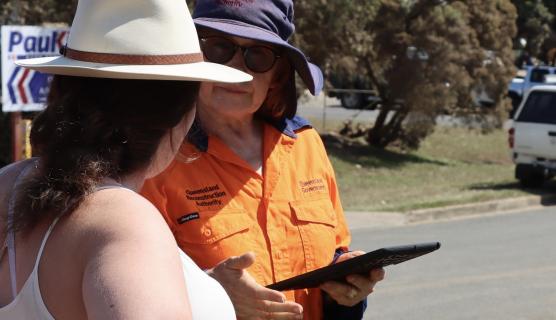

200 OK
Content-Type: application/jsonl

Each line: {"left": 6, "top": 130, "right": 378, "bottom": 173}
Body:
{"left": 185, "top": 184, "right": 226, "bottom": 207}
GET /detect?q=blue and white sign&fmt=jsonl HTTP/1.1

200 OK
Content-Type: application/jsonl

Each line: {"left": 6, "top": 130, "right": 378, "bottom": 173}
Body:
{"left": 1, "top": 26, "right": 69, "bottom": 112}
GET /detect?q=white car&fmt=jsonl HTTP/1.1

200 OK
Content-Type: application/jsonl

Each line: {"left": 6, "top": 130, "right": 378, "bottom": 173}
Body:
{"left": 510, "top": 85, "right": 556, "bottom": 187}
{"left": 508, "top": 66, "right": 556, "bottom": 117}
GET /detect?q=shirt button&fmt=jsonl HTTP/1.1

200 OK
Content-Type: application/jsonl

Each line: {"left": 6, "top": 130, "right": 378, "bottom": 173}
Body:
{"left": 204, "top": 229, "right": 212, "bottom": 237}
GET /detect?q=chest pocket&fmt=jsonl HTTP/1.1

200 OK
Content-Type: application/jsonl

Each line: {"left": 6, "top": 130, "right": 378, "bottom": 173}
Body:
{"left": 176, "top": 209, "right": 254, "bottom": 269}
{"left": 290, "top": 198, "right": 338, "bottom": 271}
{"left": 179, "top": 209, "right": 251, "bottom": 244}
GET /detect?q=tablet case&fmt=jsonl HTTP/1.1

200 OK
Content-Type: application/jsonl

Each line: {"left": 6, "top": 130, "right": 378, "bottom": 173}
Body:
{"left": 267, "top": 242, "right": 441, "bottom": 291}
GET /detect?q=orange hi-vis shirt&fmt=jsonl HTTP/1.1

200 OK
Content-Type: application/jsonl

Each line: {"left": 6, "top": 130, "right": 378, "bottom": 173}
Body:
{"left": 142, "top": 117, "right": 351, "bottom": 320}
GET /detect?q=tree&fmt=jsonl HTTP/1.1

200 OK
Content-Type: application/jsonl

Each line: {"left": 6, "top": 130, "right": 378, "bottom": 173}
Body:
{"left": 0, "top": 1, "right": 77, "bottom": 25}
{"left": 539, "top": 0, "right": 556, "bottom": 65}
{"left": 0, "top": 1, "right": 196, "bottom": 25}
{"left": 511, "top": 0, "right": 554, "bottom": 58}
{"left": 295, "top": 0, "right": 517, "bottom": 149}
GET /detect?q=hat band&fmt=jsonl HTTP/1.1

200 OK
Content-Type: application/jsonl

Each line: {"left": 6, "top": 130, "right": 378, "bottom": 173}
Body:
{"left": 61, "top": 46, "right": 204, "bottom": 65}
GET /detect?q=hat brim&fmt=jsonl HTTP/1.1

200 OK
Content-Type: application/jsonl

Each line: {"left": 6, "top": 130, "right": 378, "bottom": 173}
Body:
{"left": 194, "top": 18, "right": 323, "bottom": 95}
{"left": 15, "top": 56, "right": 253, "bottom": 83}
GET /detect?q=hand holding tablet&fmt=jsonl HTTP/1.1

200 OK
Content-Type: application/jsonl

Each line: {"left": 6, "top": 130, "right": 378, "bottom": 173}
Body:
{"left": 267, "top": 242, "right": 441, "bottom": 291}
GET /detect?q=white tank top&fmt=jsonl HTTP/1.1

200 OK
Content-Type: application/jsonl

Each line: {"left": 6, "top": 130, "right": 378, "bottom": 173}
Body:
{"left": 0, "top": 162, "right": 235, "bottom": 319}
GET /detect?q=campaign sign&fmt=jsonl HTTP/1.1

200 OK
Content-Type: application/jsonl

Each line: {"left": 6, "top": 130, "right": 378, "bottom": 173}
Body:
{"left": 1, "top": 26, "right": 69, "bottom": 112}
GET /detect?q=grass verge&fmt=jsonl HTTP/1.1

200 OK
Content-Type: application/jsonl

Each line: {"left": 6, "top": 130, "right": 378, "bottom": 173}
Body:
{"left": 322, "top": 125, "right": 554, "bottom": 212}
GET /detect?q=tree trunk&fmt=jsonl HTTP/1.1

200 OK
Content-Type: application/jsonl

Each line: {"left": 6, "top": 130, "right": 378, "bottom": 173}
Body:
{"left": 368, "top": 105, "right": 409, "bottom": 148}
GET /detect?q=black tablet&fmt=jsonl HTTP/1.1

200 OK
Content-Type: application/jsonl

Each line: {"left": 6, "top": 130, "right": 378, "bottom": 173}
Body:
{"left": 266, "top": 242, "right": 441, "bottom": 291}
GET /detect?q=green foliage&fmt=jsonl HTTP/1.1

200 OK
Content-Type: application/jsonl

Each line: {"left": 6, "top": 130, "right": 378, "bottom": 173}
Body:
{"left": 0, "top": 0, "right": 77, "bottom": 25}
{"left": 511, "top": 0, "right": 554, "bottom": 57}
{"left": 0, "top": 0, "right": 519, "bottom": 153}
{"left": 0, "top": 0, "right": 195, "bottom": 25}
{"left": 296, "top": 0, "right": 517, "bottom": 149}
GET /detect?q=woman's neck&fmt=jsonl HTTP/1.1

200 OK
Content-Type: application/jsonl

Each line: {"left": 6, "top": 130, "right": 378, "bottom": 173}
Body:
{"left": 119, "top": 170, "right": 148, "bottom": 192}
{"left": 199, "top": 107, "right": 260, "bottom": 139}
{"left": 198, "top": 106, "right": 264, "bottom": 173}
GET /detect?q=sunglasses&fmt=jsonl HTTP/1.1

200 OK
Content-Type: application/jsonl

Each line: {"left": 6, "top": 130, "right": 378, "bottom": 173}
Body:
{"left": 200, "top": 37, "right": 281, "bottom": 73}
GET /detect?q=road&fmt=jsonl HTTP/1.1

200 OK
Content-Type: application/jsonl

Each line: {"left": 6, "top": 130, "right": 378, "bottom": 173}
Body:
{"left": 297, "top": 99, "right": 379, "bottom": 125}
{"left": 347, "top": 207, "right": 556, "bottom": 320}
{"left": 297, "top": 97, "right": 498, "bottom": 128}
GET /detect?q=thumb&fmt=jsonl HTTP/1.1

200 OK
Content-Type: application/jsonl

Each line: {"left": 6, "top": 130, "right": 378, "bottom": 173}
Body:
{"left": 225, "top": 252, "right": 256, "bottom": 270}
{"left": 336, "top": 250, "right": 365, "bottom": 263}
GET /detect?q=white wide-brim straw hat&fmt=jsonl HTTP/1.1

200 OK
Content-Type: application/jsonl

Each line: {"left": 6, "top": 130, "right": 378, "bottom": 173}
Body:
{"left": 16, "top": 0, "right": 252, "bottom": 83}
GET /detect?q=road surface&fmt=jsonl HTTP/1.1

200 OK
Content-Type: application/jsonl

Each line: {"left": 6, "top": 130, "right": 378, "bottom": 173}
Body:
{"left": 346, "top": 207, "right": 556, "bottom": 320}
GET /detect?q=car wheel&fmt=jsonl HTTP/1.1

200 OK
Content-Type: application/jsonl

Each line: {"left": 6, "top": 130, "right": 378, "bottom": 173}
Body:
{"left": 340, "top": 93, "right": 363, "bottom": 109}
{"left": 515, "top": 164, "right": 545, "bottom": 188}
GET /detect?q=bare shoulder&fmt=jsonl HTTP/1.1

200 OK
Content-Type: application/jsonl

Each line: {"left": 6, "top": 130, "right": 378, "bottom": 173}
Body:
{"left": 72, "top": 188, "right": 176, "bottom": 248}
{"left": 72, "top": 188, "right": 191, "bottom": 319}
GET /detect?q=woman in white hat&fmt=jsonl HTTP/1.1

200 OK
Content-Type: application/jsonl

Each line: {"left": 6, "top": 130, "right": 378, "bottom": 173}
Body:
{"left": 0, "top": 0, "right": 250, "bottom": 319}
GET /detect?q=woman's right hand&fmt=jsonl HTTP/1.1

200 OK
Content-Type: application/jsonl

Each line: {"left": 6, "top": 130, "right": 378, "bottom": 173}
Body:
{"left": 206, "top": 252, "right": 303, "bottom": 320}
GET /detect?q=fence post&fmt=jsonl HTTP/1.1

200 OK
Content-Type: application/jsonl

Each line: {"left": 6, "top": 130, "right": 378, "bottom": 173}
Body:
{"left": 322, "top": 90, "right": 327, "bottom": 131}
{"left": 11, "top": 112, "right": 23, "bottom": 162}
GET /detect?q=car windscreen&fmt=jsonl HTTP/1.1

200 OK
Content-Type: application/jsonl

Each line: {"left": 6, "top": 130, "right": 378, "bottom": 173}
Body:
{"left": 517, "top": 91, "right": 556, "bottom": 124}
{"left": 530, "top": 69, "right": 550, "bottom": 83}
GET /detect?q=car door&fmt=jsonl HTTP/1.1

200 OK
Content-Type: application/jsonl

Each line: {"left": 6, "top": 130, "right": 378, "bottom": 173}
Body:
{"left": 513, "top": 89, "right": 556, "bottom": 159}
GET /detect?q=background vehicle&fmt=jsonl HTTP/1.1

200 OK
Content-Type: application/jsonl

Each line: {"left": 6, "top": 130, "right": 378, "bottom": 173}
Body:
{"left": 509, "top": 85, "right": 556, "bottom": 188}
{"left": 508, "top": 66, "right": 556, "bottom": 116}
{"left": 327, "top": 72, "right": 381, "bottom": 109}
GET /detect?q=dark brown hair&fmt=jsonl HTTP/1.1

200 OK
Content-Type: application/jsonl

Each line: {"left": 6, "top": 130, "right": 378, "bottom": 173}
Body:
{"left": 10, "top": 75, "right": 199, "bottom": 233}
{"left": 256, "top": 57, "right": 297, "bottom": 121}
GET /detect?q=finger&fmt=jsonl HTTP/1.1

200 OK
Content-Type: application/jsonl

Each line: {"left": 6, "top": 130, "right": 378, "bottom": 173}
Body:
{"left": 254, "top": 286, "right": 288, "bottom": 303}
{"left": 236, "top": 300, "right": 302, "bottom": 320}
{"left": 224, "top": 252, "right": 256, "bottom": 270}
{"left": 320, "top": 280, "right": 357, "bottom": 299}
{"left": 370, "top": 267, "right": 386, "bottom": 282}
{"left": 346, "top": 274, "right": 375, "bottom": 294}
{"left": 322, "top": 290, "right": 358, "bottom": 308}
{"left": 321, "top": 280, "right": 363, "bottom": 306}
{"left": 266, "top": 311, "right": 304, "bottom": 320}
{"left": 335, "top": 250, "right": 365, "bottom": 263}
{"left": 258, "top": 300, "right": 303, "bottom": 315}
{"left": 350, "top": 250, "right": 366, "bottom": 257}
{"left": 235, "top": 303, "right": 270, "bottom": 320}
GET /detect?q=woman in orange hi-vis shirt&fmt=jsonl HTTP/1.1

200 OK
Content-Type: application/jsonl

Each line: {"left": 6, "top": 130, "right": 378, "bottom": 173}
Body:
{"left": 142, "top": 1, "right": 385, "bottom": 319}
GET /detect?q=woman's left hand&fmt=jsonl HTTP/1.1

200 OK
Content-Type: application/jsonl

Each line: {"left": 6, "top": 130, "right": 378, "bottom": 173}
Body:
{"left": 319, "top": 251, "right": 386, "bottom": 307}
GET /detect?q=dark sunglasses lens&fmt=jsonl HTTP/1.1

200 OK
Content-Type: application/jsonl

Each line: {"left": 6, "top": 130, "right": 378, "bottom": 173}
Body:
{"left": 245, "top": 47, "right": 277, "bottom": 73}
{"left": 201, "top": 38, "right": 236, "bottom": 64}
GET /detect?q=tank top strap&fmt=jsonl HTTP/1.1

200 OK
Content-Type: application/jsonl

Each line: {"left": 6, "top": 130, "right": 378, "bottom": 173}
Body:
{"left": 6, "top": 159, "right": 39, "bottom": 299}
{"left": 33, "top": 216, "right": 61, "bottom": 271}
{"left": 94, "top": 178, "right": 136, "bottom": 192}
{"left": 95, "top": 185, "right": 124, "bottom": 191}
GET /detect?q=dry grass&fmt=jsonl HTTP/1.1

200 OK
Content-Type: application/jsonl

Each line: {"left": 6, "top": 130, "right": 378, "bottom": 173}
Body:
{"left": 324, "top": 126, "right": 553, "bottom": 212}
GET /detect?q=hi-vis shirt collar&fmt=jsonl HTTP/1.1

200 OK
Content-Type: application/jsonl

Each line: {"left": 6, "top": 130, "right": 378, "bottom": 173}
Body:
{"left": 187, "top": 116, "right": 312, "bottom": 152}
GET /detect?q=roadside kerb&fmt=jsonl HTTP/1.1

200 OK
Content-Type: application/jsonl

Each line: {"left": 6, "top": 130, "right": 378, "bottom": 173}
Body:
{"left": 345, "top": 194, "right": 556, "bottom": 229}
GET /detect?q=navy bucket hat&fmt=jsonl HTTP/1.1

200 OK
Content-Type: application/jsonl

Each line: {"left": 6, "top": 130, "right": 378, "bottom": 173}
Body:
{"left": 193, "top": 0, "right": 324, "bottom": 96}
